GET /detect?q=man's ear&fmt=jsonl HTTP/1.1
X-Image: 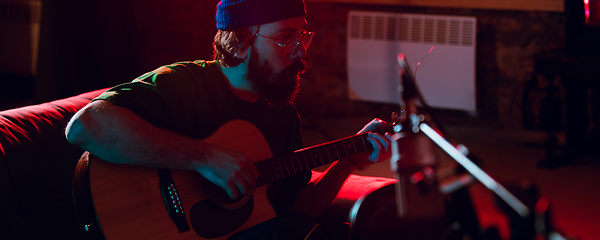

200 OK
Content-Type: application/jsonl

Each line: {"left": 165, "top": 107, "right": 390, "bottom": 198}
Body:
{"left": 234, "top": 44, "right": 250, "bottom": 60}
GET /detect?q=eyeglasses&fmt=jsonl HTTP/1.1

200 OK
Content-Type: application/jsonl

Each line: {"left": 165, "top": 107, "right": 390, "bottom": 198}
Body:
{"left": 255, "top": 30, "right": 314, "bottom": 55}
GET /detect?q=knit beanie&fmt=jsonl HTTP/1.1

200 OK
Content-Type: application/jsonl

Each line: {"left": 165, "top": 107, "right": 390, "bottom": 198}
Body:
{"left": 216, "top": 0, "right": 306, "bottom": 30}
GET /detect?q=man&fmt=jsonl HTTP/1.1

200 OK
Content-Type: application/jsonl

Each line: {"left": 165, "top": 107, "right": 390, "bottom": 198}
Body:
{"left": 65, "top": 0, "right": 392, "bottom": 238}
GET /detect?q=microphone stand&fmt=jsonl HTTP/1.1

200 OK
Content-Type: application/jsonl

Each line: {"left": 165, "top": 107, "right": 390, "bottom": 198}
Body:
{"left": 392, "top": 53, "right": 572, "bottom": 240}
{"left": 394, "top": 53, "right": 530, "bottom": 218}
{"left": 390, "top": 54, "right": 445, "bottom": 220}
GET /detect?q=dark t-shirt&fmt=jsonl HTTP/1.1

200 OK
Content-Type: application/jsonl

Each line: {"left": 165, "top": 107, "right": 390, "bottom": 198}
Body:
{"left": 95, "top": 60, "right": 310, "bottom": 214}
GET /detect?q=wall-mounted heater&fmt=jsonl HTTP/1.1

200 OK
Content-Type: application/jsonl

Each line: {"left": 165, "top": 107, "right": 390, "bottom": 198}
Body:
{"left": 347, "top": 11, "right": 477, "bottom": 111}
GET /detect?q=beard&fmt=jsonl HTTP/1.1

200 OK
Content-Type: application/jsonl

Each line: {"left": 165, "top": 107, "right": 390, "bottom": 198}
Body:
{"left": 246, "top": 47, "right": 307, "bottom": 107}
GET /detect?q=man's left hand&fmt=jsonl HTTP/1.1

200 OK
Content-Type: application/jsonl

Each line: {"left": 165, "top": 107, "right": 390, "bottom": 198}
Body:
{"left": 345, "top": 118, "right": 394, "bottom": 167}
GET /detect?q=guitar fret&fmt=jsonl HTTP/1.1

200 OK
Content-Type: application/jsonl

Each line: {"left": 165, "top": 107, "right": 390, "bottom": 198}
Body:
{"left": 308, "top": 149, "right": 325, "bottom": 166}
{"left": 289, "top": 154, "right": 298, "bottom": 173}
{"left": 363, "top": 134, "right": 369, "bottom": 152}
{"left": 285, "top": 154, "right": 295, "bottom": 174}
{"left": 263, "top": 162, "right": 270, "bottom": 186}
{"left": 254, "top": 162, "right": 262, "bottom": 186}
{"left": 263, "top": 162, "right": 271, "bottom": 185}
{"left": 325, "top": 144, "right": 340, "bottom": 162}
{"left": 287, "top": 155, "right": 298, "bottom": 176}
{"left": 285, "top": 155, "right": 296, "bottom": 175}
{"left": 281, "top": 158, "right": 294, "bottom": 177}
{"left": 301, "top": 151, "right": 315, "bottom": 169}
{"left": 281, "top": 155, "right": 292, "bottom": 178}
{"left": 259, "top": 167, "right": 266, "bottom": 186}
{"left": 318, "top": 145, "right": 331, "bottom": 164}
{"left": 301, "top": 153, "right": 310, "bottom": 172}
{"left": 310, "top": 148, "right": 323, "bottom": 166}
{"left": 295, "top": 154, "right": 304, "bottom": 173}
{"left": 344, "top": 138, "right": 357, "bottom": 156}
{"left": 272, "top": 159, "right": 282, "bottom": 181}
{"left": 334, "top": 141, "right": 348, "bottom": 159}
{"left": 302, "top": 153, "right": 311, "bottom": 171}
{"left": 294, "top": 153, "right": 312, "bottom": 170}
{"left": 255, "top": 161, "right": 267, "bottom": 186}
{"left": 275, "top": 157, "right": 285, "bottom": 180}
{"left": 297, "top": 152, "right": 307, "bottom": 170}
{"left": 266, "top": 160, "right": 276, "bottom": 183}
{"left": 353, "top": 135, "right": 364, "bottom": 153}
{"left": 362, "top": 134, "right": 372, "bottom": 151}
{"left": 291, "top": 154, "right": 307, "bottom": 173}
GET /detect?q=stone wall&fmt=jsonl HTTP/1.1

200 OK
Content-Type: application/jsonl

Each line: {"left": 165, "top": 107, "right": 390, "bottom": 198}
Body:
{"left": 298, "top": 2, "right": 565, "bottom": 128}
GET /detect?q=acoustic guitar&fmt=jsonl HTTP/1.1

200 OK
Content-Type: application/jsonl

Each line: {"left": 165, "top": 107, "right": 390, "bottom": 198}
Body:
{"left": 73, "top": 119, "right": 393, "bottom": 240}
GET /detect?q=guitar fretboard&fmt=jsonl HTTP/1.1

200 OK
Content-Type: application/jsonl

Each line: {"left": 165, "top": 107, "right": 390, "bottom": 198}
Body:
{"left": 253, "top": 132, "right": 374, "bottom": 187}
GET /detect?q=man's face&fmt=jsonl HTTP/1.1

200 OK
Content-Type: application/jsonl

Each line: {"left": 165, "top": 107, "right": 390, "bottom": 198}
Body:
{"left": 246, "top": 43, "right": 306, "bottom": 106}
{"left": 246, "top": 16, "right": 310, "bottom": 106}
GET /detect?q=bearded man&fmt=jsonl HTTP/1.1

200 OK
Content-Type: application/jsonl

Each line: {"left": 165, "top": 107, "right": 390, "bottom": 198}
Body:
{"left": 66, "top": 0, "right": 392, "bottom": 239}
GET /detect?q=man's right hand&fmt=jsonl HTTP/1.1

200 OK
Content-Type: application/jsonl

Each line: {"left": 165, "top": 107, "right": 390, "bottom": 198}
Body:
{"left": 193, "top": 145, "right": 259, "bottom": 200}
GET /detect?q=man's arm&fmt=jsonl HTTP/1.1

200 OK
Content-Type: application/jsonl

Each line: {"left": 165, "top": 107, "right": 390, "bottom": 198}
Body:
{"left": 65, "top": 100, "right": 258, "bottom": 200}
{"left": 291, "top": 119, "right": 392, "bottom": 219}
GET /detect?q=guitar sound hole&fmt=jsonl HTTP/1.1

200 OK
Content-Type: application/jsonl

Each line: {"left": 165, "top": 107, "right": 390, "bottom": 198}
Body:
{"left": 189, "top": 197, "right": 254, "bottom": 238}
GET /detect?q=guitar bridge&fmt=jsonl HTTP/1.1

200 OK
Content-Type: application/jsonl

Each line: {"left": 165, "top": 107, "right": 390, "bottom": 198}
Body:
{"left": 159, "top": 168, "right": 190, "bottom": 233}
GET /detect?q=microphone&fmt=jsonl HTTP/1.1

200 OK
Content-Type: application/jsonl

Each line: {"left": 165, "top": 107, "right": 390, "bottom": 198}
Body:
{"left": 397, "top": 53, "right": 417, "bottom": 101}
{"left": 392, "top": 53, "right": 445, "bottom": 219}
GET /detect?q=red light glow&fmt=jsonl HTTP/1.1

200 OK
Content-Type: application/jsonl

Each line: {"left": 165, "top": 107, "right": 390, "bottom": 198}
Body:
{"left": 585, "top": 0, "right": 591, "bottom": 24}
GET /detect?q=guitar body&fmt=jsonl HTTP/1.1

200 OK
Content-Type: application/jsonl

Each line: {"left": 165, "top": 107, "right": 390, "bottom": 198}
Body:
{"left": 74, "top": 120, "right": 278, "bottom": 240}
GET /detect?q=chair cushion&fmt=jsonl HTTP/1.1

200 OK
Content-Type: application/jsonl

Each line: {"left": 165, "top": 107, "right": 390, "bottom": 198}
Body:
{"left": 311, "top": 170, "right": 397, "bottom": 224}
{"left": 0, "top": 89, "right": 106, "bottom": 239}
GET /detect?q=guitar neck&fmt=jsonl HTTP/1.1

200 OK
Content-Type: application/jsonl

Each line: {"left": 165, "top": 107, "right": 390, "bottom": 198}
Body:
{"left": 254, "top": 126, "right": 392, "bottom": 187}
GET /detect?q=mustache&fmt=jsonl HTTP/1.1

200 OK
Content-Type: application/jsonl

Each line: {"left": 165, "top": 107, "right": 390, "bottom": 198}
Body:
{"left": 283, "top": 60, "right": 308, "bottom": 78}
{"left": 262, "top": 59, "right": 306, "bottom": 107}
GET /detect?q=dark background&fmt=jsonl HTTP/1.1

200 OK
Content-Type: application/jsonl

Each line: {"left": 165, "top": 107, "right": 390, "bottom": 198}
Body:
{"left": 0, "top": 0, "right": 566, "bottom": 128}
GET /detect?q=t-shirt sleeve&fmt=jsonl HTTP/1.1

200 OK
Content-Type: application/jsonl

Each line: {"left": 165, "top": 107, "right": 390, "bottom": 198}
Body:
{"left": 94, "top": 64, "right": 198, "bottom": 128}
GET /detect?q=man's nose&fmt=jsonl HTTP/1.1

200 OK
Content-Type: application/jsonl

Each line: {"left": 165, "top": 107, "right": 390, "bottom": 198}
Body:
{"left": 291, "top": 42, "right": 308, "bottom": 60}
